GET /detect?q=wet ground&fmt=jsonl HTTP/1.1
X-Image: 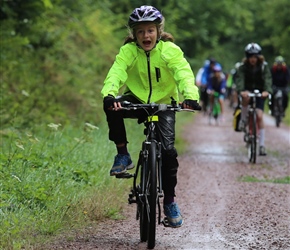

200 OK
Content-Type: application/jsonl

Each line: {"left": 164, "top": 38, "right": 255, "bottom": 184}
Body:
{"left": 46, "top": 103, "right": 290, "bottom": 250}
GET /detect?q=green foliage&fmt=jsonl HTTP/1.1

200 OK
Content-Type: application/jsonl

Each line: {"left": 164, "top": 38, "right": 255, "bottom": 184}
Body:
{"left": 1, "top": 0, "right": 289, "bottom": 129}
{"left": 0, "top": 120, "right": 140, "bottom": 249}
{"left": 259, "top": 0, "right": 290, "bottom": 61}
{"left": 1, "top": 1, "right": 122, "bottom": 129}
{"left": 239, "top": 175, "right": 290, "bottom": 184}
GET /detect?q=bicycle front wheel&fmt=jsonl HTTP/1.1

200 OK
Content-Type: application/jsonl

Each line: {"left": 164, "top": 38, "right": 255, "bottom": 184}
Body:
{"left": 146, "top": 141, "right": 158, "bottom": 249}
{"left": 213, "top": 100, "right": 220, "bottom": 120}
{"left": 275, "top": 98, "right": 283, "bottom": 127}
{"left": 249, "top": 112, "right": 257, "bottom": 163}
{"left": 139, "top": 152, "right": 148, "bottom": 242}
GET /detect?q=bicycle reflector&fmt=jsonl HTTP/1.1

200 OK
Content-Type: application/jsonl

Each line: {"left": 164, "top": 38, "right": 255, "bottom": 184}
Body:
{"left": 147, "top": 116, "right": 159, "bottom": 122}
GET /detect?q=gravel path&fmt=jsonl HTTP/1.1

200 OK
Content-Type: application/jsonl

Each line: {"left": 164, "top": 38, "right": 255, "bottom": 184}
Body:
{"left": 46, "top": 103, "right": 290, "bottom": 250}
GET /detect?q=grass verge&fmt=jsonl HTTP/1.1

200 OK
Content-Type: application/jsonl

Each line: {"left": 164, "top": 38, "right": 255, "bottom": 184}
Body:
{"left": 239, "top": 175, "right": 290, "bottom": 184}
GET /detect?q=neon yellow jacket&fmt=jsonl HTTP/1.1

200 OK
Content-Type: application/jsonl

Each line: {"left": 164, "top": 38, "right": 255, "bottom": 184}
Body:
{"left": 101, "top": 40, "right": 199, "bottom": 104}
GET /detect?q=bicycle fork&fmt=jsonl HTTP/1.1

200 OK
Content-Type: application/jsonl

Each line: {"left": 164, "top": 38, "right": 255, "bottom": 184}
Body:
{"left": 156, "top": 141, "right": 163, "bottom": 225}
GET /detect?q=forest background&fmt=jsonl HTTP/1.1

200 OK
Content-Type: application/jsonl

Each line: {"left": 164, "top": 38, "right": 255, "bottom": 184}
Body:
{"left": 1, "top": 0, "right": 290, "bottom": 249}
{"left": 1, "top": 0, "right": 289, "bottom": 127}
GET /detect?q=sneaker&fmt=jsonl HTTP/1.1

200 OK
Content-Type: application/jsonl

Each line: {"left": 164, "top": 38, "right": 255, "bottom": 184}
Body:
{"left": 110, "top": 154, "right": 134, "bottom": 176}
{"left": 259, "top": 146, "right": 267, "bottom": 156}
{"left": 163, "top": 202, "right": 183, "bottom": 228}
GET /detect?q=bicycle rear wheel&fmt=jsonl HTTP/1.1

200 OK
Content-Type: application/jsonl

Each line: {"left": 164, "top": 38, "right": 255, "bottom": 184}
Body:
{"left": 146, "top": 141, "right": 157, "bottom": 249}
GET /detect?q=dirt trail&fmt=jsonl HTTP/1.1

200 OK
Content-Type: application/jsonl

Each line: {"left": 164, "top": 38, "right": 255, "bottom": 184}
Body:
{"left": 47, "top": 102, "right": 290, "bottom": 250}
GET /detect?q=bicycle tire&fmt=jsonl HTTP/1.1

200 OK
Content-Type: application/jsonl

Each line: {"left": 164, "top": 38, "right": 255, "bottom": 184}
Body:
{"left": 275, "top": 98, "right": 283, "bottom": 127}
{"left": 247, "top": 111, "right": 257, "bottom": 163}
{"left": 147, "top": 141, "right": 157, "bottom": 249}
{"left": 212, "top": 102, "right": 218, "bottom": 119}
{"left": 252, "top": 111, "right": 257, "bottom": 163}
{"left": 139, "top": 151, "right": 148, "bottom": 242}
{"left": 213, "top": 97, "right": 220, "bottom": 120}
{"left": 275, "top": 114, "right": 281, "bottom": 127}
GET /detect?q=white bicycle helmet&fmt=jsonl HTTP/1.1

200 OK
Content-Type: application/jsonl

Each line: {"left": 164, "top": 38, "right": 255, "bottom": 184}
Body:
{"left": 245, "top": 43, "right": 262, "bottom": 57}
{"left": 128, "top": 5, "right": 163, "bottom": 28}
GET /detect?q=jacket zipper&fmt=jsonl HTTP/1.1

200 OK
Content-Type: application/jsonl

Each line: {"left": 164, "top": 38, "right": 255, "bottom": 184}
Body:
{"left": 146, "top": 52, "right": 152, "bottom": 104}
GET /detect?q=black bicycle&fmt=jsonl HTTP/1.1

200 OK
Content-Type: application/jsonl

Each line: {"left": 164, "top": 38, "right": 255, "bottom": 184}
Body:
{"left": 116, "top": 98, "right": 194, "bottom": 249}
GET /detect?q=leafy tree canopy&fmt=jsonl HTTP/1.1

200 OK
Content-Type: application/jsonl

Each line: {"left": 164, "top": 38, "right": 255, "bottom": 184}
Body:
{"left": 1, "top": 0, "right": 288, "bottom": 129}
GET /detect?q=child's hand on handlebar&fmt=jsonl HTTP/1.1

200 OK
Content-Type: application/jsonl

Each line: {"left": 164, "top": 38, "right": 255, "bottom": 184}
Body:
{"left": 103, "top": 95, "right": 122, "bottom": 110}
{"left": 182, "top": 100, "right": 201, "bottom": 110}
{"left": 240, "top": 91, "right": 249, "bottom": 98}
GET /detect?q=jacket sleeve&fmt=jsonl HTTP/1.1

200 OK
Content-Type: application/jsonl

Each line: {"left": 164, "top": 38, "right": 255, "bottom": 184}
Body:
{"left": 207, "top": 76, "right": 213, "bottom": 91}
{"left": 201, "top": 66, "right": 208, "bottom": 85}
{"left": 163, "top": 43, "right": 200, "bottom": 101}
{"left": 235, "top": 65, "right": 245, "bottom": 93}
{"left": 101, "top": 45, "right": 132, "bottom": 98}
{"left": 263, "top": 63, "right": 273, "bottom": 94}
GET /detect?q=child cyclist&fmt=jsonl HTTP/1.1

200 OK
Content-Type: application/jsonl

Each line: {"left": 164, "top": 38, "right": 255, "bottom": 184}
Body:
{"left": 101, "top": 5, "right": 201, "bottom": 227}
{"left": 207, "top": 64, "right": 226, "bottom": 121}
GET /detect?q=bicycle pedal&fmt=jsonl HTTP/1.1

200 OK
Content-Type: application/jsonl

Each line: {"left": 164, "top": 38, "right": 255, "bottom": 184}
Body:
{"left": 162, "top": 217, "right": 171, "bottom": 227}
{"left": 128, "top": 197, "right": 136, "bottom": 204}
{"left": 115, "top": 172, "right": 134, "bottom": 179}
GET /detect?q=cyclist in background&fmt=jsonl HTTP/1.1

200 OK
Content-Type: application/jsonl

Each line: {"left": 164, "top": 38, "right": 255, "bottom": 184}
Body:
{"left": 235, "top": 43, "right": 272, "bottom": 156}
{"left": 200, "top": 58, "right": 222, "bottom": 113}
{"left": 195, "top": 60, "right": 208, "bottom": 87}
{"left": 207, "top": 64, "right": 226, "bottom": 121}
{"left": 226, "top": 68, "right": 234, "bottom": 106}
{"left": 197, "top": 59, "right": 210, "bottom": 113}
{"left": 101, "top": 5, "right": 201, "bottom": 227}
{"left": 271, "top": 56, "right": 290, "bottom": 116}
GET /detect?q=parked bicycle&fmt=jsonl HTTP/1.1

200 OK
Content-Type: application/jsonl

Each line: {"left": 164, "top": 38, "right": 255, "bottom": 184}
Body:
{"left": 241, "top": 90, "right": 262, "bottom": 163}
{"left": 115, "top": 98, "right": 195, "bottom": 249}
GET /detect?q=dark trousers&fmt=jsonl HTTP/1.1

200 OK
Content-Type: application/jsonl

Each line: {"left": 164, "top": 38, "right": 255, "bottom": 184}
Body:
{"left": 103, "top": 95, "right": 179, "bottom": 197}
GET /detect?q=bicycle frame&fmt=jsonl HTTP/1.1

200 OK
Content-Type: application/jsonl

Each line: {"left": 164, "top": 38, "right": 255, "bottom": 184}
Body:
{"left": 208, "top": 91, "right": 221, "bottom": 125}
{"left": 242, "top": 90, "right": 261, "bottom": 163}
{"left": 116, "top": 100, "right": 194, "bottom": 249}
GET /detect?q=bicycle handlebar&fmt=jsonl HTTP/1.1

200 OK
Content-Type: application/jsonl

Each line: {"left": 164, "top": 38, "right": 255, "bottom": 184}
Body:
{"left": 114, "top": 101, "right": 196, "bottom": 113}
{"left": 247, "top": 92, "right": 262, "bottom": 98}
{"left": 239, "top": 89, "right": 264, "bottom": 98}
{"left": 238, "top": 90, "right": 272, "bottom": 110}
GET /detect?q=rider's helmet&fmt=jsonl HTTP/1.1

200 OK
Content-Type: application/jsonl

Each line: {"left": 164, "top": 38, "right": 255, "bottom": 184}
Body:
{"left": 209, "top": 57, "right": 216, "bottom": 65}
{"left": 275, "top": 56, "right": 285, "bottom": 64}
{"left": 244, "top": 43, "right": 262, "bottom": 58}
{"left": 128, "top": 5, "right": 163, "bottom": 28}
{"left": 213, "top": 64, "right": 222, "bottom": 72}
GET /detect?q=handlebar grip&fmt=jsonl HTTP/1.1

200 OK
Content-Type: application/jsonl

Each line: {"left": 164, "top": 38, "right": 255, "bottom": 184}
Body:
{"left": 121, "top": 101, "right": 132, "bottom": 107}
